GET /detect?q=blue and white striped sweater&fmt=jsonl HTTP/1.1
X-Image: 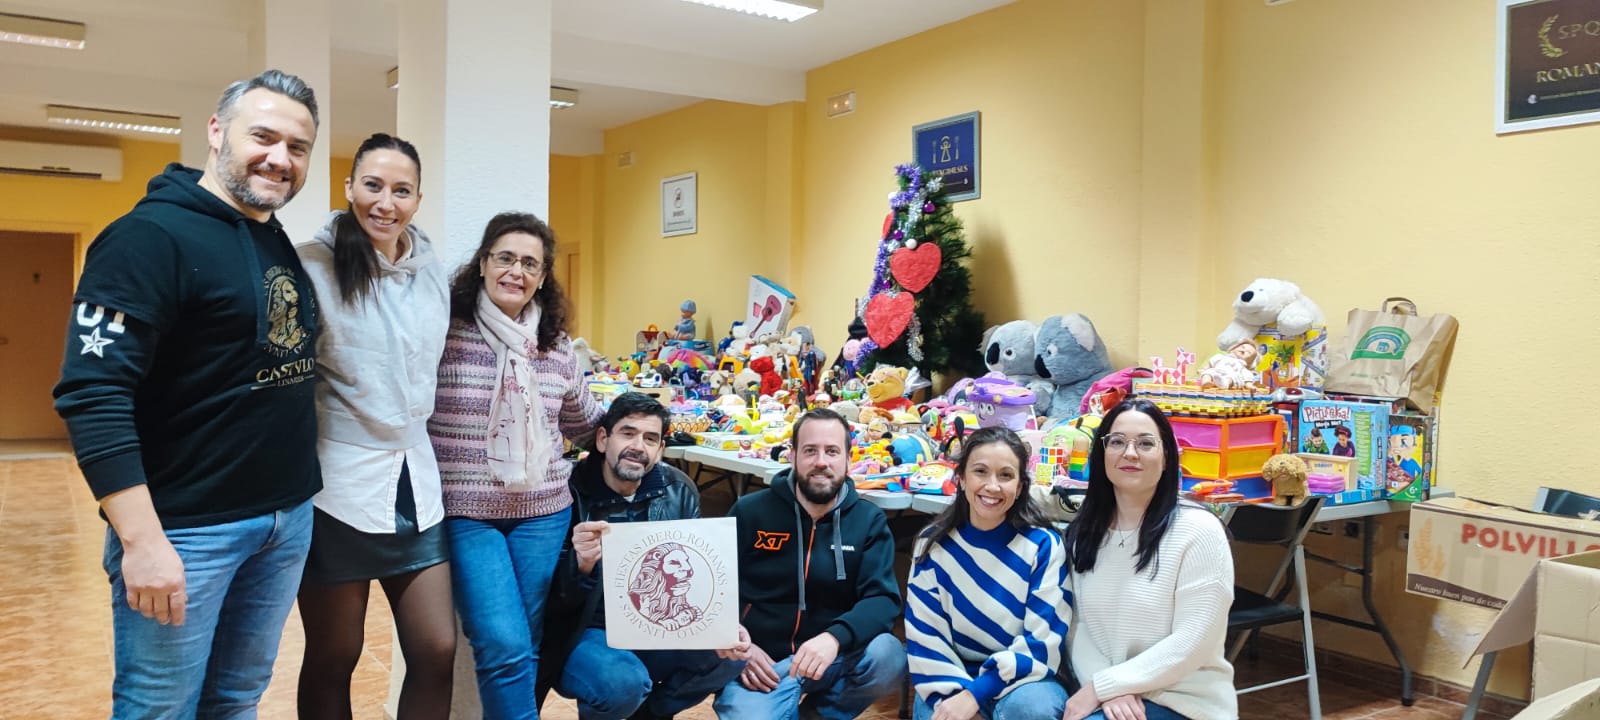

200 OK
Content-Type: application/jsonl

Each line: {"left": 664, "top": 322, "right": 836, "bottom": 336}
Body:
{"left": 906, "top": 522, "right": 1071, "bottom": 709}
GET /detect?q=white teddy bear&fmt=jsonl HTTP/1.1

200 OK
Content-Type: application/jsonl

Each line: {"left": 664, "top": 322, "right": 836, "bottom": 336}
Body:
{"left": 1216, "top": 277, "right": 1324, "bottom": 351}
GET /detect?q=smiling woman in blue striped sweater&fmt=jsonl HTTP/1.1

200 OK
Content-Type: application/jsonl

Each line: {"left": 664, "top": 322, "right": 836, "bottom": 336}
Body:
{"left": 906, "top": 426, "right": 1072, "bottom": 720}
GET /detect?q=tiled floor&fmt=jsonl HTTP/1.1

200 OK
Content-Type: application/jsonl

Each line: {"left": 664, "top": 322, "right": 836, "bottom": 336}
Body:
{"left": 0, "top": 456, "right": 1510, "bottom": 719}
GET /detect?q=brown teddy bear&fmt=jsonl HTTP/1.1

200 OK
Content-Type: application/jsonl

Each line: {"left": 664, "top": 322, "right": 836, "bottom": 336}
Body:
{"left": 1262, "top": 454, "right": 1310, "bottom": 507}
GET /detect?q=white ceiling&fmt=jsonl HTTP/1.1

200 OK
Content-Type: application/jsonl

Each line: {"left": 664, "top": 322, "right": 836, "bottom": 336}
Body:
{"left": 0, "top": 0, "right": 1015, "bottom": 155}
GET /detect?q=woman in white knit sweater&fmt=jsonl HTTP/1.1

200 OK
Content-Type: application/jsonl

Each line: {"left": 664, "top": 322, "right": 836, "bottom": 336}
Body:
{"left": 907, "top": 426, "right": 1072, "bottom": 720}
{"left": 1061, "top": 399, "right": 1236, "bottom": 720}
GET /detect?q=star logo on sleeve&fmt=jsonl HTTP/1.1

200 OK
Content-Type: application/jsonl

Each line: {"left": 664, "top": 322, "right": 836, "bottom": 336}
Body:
{"left": 79, "top": 327, "right": 115, "bottom": 357}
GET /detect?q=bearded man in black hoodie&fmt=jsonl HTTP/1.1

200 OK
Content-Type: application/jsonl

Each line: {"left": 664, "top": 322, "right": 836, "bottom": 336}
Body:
{"left": 714, "top": 408, "right": 907, "bottom": 719}
{"left": 53, "top": 69, "right": 322, "bottom": 719}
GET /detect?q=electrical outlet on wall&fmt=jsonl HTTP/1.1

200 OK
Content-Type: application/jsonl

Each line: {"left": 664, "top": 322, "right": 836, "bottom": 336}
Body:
{"left": 1311, "top": 522, "right": 1333, "bottom": 535}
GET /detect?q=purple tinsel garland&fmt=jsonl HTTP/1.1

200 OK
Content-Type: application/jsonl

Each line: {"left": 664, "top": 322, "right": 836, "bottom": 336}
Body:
{"left": 860, "top": 164, "right": 930, "bottom": 358}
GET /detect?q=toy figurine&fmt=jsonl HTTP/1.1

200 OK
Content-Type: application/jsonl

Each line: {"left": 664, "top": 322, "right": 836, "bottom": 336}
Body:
{"left": 830, "top": 317, "right": 870, "bottom": 379}
{"left": 675, "top": 300, "right": 697, "bottom": 340}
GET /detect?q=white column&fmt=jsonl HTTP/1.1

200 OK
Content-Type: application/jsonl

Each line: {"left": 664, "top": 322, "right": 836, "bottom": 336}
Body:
{"left": 390, "top": 2, "right": 554, "bottom": 716}
{"left": 399, "top": 0, "right": 552, "bottom": 267}
{"left": 178, "top": 93, "right": 215, "bottom": 170}
{"left": 256, "top": 0, "right": 333, "bottom": 242}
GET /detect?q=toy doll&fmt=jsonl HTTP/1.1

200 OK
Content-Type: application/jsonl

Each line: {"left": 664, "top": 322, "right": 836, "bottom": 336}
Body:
{"left": 674, "top": 300, "right": 697, "bottom": 340}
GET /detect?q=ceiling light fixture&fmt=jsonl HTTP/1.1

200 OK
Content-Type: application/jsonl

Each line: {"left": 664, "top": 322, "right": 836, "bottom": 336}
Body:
{"left": 0, "top": 11, "right": 86, "bottom": 49}
{"left": 676, "top": 0, "right": 820, "bottom": 22}
{"left": 46, "top": 105, "right": 181, "bottom": 135}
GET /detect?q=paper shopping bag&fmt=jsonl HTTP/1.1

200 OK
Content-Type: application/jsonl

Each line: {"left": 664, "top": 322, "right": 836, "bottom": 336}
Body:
{"left": 1325, "top": 297, "right": 1458, "bottom": 414}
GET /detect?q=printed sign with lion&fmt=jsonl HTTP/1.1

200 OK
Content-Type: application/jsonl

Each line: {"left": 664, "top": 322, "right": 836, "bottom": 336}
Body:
{"left": 602, "top": 518, "right": 739, "bottom": 650}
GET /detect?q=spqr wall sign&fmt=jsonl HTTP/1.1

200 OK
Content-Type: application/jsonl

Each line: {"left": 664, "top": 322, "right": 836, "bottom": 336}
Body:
{"left": 602, "top": 518, "right": 738, "bottom": 650}
{"left": 1497, "top": 0, "right": 1600, "bottom": 133}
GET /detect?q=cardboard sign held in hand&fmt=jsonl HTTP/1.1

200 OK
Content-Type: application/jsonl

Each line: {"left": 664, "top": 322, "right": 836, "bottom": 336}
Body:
{"left": 602, "top": 518, "right": 739, "bottom": 650}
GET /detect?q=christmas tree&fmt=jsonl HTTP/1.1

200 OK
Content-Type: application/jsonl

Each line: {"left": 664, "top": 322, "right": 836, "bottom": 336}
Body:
{"left": 858, "top": 163, "right": 986, "bottom": 381}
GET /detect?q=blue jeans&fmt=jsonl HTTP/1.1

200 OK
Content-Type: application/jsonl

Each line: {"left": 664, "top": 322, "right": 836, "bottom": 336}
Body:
{"left": 103, "top": 499, "right": 313, "bottom": 720}
{"left": 913, "top": 678, "right": 1068, "bottom": 720}
{"left": 447, "top": 512, "right": 568, "bottom": 720}
{"left": 1079, "top": 697, "right": 1191, "bottom": 720}
{"left": 555, "top": 627, "right": 746, "bottom": 719}
{"left": 715, "top": 632, "right": 907, "bottom": 720}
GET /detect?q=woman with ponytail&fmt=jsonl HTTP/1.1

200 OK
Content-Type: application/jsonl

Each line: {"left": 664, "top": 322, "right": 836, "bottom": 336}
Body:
{"left": 295, "top": 133, "right": 456, "bottom": 718}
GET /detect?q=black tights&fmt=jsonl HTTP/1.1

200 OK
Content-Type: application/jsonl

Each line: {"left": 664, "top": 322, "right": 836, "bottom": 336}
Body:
{"left": 296, "top": 563, "right": 457, "bottom": 720}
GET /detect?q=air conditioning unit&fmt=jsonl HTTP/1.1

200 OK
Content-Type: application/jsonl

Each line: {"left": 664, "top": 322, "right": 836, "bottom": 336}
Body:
{"left": 0, "top": 139, "right": 123, "bottom": 181}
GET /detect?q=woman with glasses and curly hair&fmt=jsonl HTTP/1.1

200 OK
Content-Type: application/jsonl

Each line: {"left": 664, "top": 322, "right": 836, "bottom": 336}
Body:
{"left": 429, "top": 212, "right": 603, "bottom": 719}
{"left": 1061, "top": 398, "right": 1235, "bottom": 720}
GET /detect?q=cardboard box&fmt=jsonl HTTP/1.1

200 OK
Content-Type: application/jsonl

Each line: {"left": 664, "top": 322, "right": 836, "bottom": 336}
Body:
{"left": 1253, "top": 323, "right": 1328, "bottom": 391}
{"left": 1325, "top": 392, "right": 1443, "bottom": 502}
{"left": 1297, "top": 400, "right": 1388, "bottom": 492}
{"left": 1470, "top": 550, "right": 1600, "bottom": 701}
{"left": 1407, "top": 497, "right": 1600, "bottom": 609}
{"left": 1509, "top": 677, "right": 1600, "bottom": 720}
{"left": 1384, "top": 412, "right": 1434, "bottom": 502}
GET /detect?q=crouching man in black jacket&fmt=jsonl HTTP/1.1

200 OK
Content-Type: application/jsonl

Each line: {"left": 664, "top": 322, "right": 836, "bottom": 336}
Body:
{"left": 714, "top": 408, "right": 908, "bottom": 719}
{"left": 541, "top": 393, "right": 744, "bottom": 719}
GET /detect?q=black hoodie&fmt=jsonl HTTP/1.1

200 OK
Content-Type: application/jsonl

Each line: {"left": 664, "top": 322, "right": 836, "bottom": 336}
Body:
{"left": 730, "top": 467, "right": 901, "bottom": 660}
{"left": 53, "top": 163, "right": 321, "bottom": 528}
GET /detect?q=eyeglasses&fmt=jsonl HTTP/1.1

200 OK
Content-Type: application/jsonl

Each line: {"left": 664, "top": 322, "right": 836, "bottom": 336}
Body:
{"left": 488, "top": 251, "right": 544, "bottom": 275}
{"left": 1103, "top": 434, "right": 1161, "bottom": 456}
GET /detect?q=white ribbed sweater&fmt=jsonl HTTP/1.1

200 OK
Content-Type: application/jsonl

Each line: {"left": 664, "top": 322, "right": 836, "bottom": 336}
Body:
{"left": 1068, "top": 506, "right": 1237, "bottom": 720}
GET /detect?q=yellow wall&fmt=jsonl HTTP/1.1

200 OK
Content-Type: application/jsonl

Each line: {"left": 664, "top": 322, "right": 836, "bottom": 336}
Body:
{"left": 549, "top": 153, "right": 601, "bottom": 337}
{"left": 596, "top": 101, "right": 803, "bottom": 356}
{"left": 1204, "top": 0, "right": 1598, "bottom": 698}
{"left": 328, "top": 156, "right": 352, "bottom": 210}
{"left": 0, "top": 128, "right": 179, "bottom": 270}
{"left": 802, "top": 0, "right": 1148, "bottom": 360}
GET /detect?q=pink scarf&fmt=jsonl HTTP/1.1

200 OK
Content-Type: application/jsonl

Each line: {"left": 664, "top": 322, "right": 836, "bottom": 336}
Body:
{"left": 474, "top": 289, "right": 550, "bottom": 491}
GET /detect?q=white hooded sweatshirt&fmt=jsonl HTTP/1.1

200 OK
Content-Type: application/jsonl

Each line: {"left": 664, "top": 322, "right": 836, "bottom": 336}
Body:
{"left": 296, "top": 211, "right": 451, "bottom": 533}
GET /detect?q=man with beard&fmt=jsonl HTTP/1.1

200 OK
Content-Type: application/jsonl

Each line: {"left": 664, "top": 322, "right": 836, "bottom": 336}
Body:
{"left": 542, "top": 393, "right": 744, "bottom": 719}
{"left": 52, "top": 69, "right": 322, "bottom": 718}
{"left": 714, "top": 408, "right": 906, "bottom": 719}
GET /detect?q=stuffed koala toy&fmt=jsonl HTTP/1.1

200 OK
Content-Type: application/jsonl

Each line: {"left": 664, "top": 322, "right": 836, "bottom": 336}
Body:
{"left": 982, "top": 320, "right": 1054, "bottom": 414}
{"left": 1216, "top": 278, "right": 1324, "bottom": 351}
{"left": 1033, "top": 314, "right": 1114, "bottom": 419}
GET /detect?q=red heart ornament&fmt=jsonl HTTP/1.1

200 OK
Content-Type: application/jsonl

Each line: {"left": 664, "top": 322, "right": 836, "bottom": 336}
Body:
{"left": 890, "top": 242, "right": 942, "bottom": 293}
{"left": 864, "top": 292, "right": 915, "bottom": 347}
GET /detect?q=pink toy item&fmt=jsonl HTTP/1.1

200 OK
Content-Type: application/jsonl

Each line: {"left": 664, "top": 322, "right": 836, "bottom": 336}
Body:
{"left": 1078, "top": 367, "right": 1155, "bottom": 416}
